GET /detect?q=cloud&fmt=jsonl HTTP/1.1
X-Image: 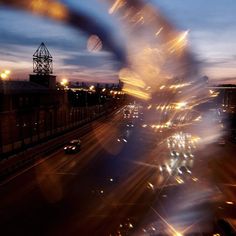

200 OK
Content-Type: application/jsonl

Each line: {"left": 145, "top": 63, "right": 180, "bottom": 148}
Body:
{"left": 154, "top": 0, "right": 236, "bottom": 80}
{"left": 0, "top": 6, "right": 121, "bottom": 83}
{"left": 62, "top": 51, "right": 121, "bottom": 69}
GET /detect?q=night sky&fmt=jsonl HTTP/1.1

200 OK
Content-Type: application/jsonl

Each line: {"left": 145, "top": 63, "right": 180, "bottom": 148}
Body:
{"left": 0, "top": 0, "right": 236, "bottom": 83}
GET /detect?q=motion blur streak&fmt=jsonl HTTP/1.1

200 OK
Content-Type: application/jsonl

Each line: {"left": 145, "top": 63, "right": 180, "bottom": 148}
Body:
{"left": 107, "top": 0, "right": 199, "bottom": 99}
{"left": 0, "top": 0, "right": 126, "bottom": 63}
{"left": 1, "top": 0, "right": 200, "bottom": 100}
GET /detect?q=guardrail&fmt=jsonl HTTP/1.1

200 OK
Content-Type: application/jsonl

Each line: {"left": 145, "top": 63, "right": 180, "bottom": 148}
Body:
{"left": 0, "top": 105, "right": 123, "bottom": 182}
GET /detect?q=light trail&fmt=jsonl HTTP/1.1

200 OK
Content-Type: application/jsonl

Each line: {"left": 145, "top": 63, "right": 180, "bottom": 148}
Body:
{"left": 150, "top": 206, "right": 183, "bottom": 235}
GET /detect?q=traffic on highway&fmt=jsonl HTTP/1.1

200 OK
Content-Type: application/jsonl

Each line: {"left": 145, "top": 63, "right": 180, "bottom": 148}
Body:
{"left": 1, "top": 1, "right": 236, "bottom": 236}
{"left": 0, "top": 98, "right": 235, "bottom": 236}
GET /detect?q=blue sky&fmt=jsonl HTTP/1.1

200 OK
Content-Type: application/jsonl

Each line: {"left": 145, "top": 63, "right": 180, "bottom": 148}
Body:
{"left": 156, "top": 0, "right": 236, "bottom": 81}
{"left": 0, "top": 0, "right": 236, "bottom": 83}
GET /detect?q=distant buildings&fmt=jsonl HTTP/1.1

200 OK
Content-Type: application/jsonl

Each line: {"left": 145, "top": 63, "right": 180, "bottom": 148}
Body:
{"left": 0, "top": 43, "right": 124, "bottom": 157}
{"left": 212, "top": 85, "right": 236, "bottom": 132}
{"left": 0, "top": 80, "right": 68, "bottom": 154}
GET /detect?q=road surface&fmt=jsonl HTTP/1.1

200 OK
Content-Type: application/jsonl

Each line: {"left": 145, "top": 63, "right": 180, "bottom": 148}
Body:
{"left": 0, "top": 104, "right": 235, "bottom": 236}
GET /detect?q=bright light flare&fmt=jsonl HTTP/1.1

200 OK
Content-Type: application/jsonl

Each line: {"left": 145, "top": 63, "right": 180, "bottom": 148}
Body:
{"left": 168, "top": 30, "right": 189, "bottom": 53}
{"left": 155, "top": 27, "right": 163, "bottom": 36}
{"left": 176, "top": 176, "right": 184, "bottom": 184}
{"left": 89, "top": 85, "right": 95, "bottom": 90}
{"left": 226, "top": 201, "right": 234, "bottom": 205}
{"left": 0, "top": 69, "right": 11, "bottom": 80}
{"left": 122, "top": 86, "right": 150, "bottom": 100}
{"left": 0, "top": 73, "right": 7, "bottom": 80}
{"left": 209, "top": 89, "right": 214, "bottom": 95}
{"left": 4, "top": 70, "right": 11, "bottom": 75}
{"left": 60, "top": 79, "right": 68, "bottom": 87}
{"left": 175, "top": 232, "right": 183, "bottom": 236}
{"left": 31, "top": 0, "right": 68, "bottom": 20}
{"left": 175, "top": 102, "right": 187, "bottom": 110}
{"left": 109, "top": 0, "right": 124, "bottom": 14}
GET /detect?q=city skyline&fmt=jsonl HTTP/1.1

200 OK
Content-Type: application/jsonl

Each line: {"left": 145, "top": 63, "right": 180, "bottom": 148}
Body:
{"left": 0, "top": 1, "right": 236, "bottom": 83}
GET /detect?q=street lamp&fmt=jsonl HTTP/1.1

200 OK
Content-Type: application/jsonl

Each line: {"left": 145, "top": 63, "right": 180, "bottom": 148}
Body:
{"left": 0, "top": 69, "right": 11, "bottom": 80}
{"left": 60, "top": 78, "right": 68, "bottom": 85}
{"left": 89, "top": 85, "right": 95, "bottom": 91}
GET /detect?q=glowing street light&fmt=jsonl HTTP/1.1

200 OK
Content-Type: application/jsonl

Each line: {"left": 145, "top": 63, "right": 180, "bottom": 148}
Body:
{"left": 60, "top": 78, "right": 68, "bottom": 86}
{"left": 175, "top": 102, "right": 187, "bottom": 110}
{"left": 0, "top": 70, "right": 11, "bottom": 80}
{"left": 89, "top": 85, "right": 95, "bottom": 91}
{"left": 0, "top": 73, "right": 7, "bottom": 80}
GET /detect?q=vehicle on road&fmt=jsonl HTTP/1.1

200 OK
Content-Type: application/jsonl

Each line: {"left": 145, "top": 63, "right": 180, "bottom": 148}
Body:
{"left": 123, "top": 109, "right": 131, "bottom": 119}
{"left": 170, "top": 150, "right": 180, "bottom": 158}
{"left": 159, "top": 164, "right": 172, "bottom": 174}
{"left": 64, "top": 139, "right": 81, "bottom": 153}
{"left": 133, "top": 111, "right": 139, "bottom": 118}
{"left": 178, "top": 166, "right": 191, "bottom": 175}
{"left": 126, "top": 121, "right": 134, "bottom": 128}
{"left": 183, "top": 152, "right": 194, "bottom": 159}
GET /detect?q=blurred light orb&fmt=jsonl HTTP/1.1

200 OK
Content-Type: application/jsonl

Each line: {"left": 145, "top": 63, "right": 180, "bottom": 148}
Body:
{"left": 0, "top": 73, "right": 7, "bottom": 80}
{"left": 87, "top": 35, "right": 103, "bottom": 52}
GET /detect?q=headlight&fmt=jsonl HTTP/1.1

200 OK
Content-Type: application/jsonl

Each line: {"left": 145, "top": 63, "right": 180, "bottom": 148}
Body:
{"left": 64, "top": 147, "right": 67, "bottom": 150}
{"left": 72, "top": 147, "right": 76, "bottom": 150}
{"left": 167, "top": 165, "right": 171, "bottom": 173}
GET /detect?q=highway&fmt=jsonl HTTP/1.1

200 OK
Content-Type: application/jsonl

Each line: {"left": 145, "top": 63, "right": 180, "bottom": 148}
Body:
{"left": 0, "top": 103, "right": 236, "bottom": 236}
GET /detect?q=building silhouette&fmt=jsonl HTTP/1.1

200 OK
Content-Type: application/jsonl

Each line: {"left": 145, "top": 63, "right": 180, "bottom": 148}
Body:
{"left": 0, "top": 43, "right": 123, "bottom": 157}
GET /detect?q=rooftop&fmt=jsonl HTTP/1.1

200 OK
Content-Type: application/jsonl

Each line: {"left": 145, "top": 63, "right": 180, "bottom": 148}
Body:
{"left": 0, "top": 80, "right": 48, "bottom": 94}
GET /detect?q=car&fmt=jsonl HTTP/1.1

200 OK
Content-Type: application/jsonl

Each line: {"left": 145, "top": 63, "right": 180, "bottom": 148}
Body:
{"left": 117, "top": 136, "right": 128, "bottom": 143}
{"left": 117, "top": 132, "right": 129, "bottom": 143}
{"left": 159, "top": 164, "right": 172, "bottom": 174}
{"left": 64, "top": 139, "right": 81, "bottom": 153}
{"left": 178, "top": 166, "right": 191, "bottom": 175}
{"left": 183, "top": 152, "right": 194, "bottom": 159}
{"left": 123, "top": 109, "right": 131, "bottom": 119}
{"left": 170, "top": 150, "right": 180, "bottom": 158}
{"left": 126, "top": 121, "right": 134, "bottom": 128}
